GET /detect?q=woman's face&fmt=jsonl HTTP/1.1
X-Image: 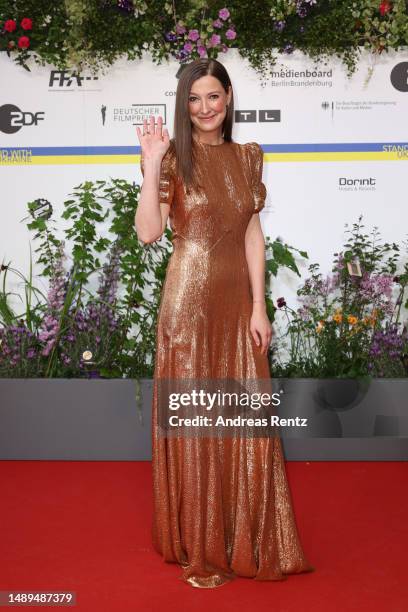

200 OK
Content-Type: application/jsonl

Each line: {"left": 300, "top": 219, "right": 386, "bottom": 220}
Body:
{"left": 188, "top": 75, "right": 231, "bottom": 140}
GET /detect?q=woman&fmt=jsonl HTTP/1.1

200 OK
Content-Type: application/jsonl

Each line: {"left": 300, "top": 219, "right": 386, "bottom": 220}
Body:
{"left": 135, "top": 58, "right": 314, "bottom": 588}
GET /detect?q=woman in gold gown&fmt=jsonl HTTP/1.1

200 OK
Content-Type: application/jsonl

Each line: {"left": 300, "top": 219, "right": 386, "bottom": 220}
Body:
{"left": 135, "top": 58, "right": 315, "bottom": 588}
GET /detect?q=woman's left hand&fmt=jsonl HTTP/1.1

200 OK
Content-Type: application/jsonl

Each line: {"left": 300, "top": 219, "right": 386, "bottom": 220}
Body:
{"left": 250, "top": 305, "right": 272, "bottom": 355}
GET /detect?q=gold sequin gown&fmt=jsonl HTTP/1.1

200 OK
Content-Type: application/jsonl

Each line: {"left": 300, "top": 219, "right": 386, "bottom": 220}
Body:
{"left": 141, "top": 139, "right": 315, "bottom": 588}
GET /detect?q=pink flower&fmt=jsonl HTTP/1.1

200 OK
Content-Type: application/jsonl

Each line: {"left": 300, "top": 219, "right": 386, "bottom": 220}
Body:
{"left": 219, "top": 8, "right": 230, "bottom": 20}
{"left": 183, "top": 42, "right": 193, "bottom": 53}
{"left": 197, "top": 45, "right": 207, "bottom": 57}
{"left": 225, "top": 28, "right": 236, "bottom": 40}
{"left": 21, "top": 17, "right": 32, "bottom": 30}
{"left": 4, "top": 19, "right": 17, "bottom": 32}
{"left": 212, "top": 19, "right": 223, "bottom": 28}
{"left": 209, "top": 33, "right": 221, "bottom": 47}
{"left": 188, "top": 29, "right": 199, "bottom": 41}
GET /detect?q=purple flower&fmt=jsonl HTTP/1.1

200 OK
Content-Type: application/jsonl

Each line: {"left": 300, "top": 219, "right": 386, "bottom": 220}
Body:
{"left": 208, "top": 33, "right": 221, "bottom": 47}
{"left": 212, "top": 19, "right": 223, "bottom": 28}
{"left": 175, "top": 23, "right": 186, "bottom": 35}
{"left": 117, "top": 0, "right": 134, "bottom": 12}
{"left": 183, "top": 42, "right": 193, "bottom": 53}
{"left": 225, "top": 28, "right": 236, "bottom": 40}
{"left": 27, "top": 348, "right": 36, "bottom": 359}
{"left": 368, "top": 323, "right": 408, "bottom": 376}
{"left": 219, "top": 8, "right": 230, "bottom": 20}
{"left": 188, "top": 29, "right": 200, "bottom": 41}
{"left": 178, "top": 49, "right": 189, "bottom": 59}
{"left": 197, "top": 45, "right": 207, "bottom": 57}
{"left": 283, "top": 43, "right": 294, "bottom": 54}
{"left": 38, "top": 330, "right": 52, "bottom": 342}
{"left": 165, "top": 31, "right": 177, "bottom": 42}
{"left": 38, "top": 243, "right": 68, "bottom": 357}
{"left": 359, "top": 272, "right": 394, "bottom": 316}
{"left": 273, "top": 20, "right": 286, "bottom": 32}
{"left": 297, "top": 305, "right": 311, "bottom": 322}
{"left": 277, "top": 297, "right": 287, "bottom": 308}
{"left": 297, "top": 6, "right": 308, "bottom": 18}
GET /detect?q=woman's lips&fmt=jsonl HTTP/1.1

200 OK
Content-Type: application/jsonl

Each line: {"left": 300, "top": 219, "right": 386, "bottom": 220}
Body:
{"left": 199, "top": 115, "right": 216, "bottom": 121}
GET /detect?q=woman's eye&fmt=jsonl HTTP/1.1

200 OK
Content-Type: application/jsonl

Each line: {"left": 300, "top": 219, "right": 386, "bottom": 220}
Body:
{"left": 188, "top": 95, "right": 219, "bottom": 102}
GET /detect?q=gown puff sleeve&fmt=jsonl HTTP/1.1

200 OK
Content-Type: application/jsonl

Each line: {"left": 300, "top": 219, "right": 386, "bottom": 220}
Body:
{"left": 246, "top": 142, "right": 267, "bottom": 214}
{"left": 140, "top": 143, "right": 176, "bottom": 208}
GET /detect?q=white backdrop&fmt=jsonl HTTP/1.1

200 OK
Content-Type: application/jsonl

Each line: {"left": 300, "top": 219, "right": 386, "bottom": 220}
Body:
{"left": 1, "top": 48, "right": 408, "bottom": 310}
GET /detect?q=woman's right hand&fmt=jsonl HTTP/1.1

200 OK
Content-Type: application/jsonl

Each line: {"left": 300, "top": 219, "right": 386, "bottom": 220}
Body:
{"left": 136, "top": 115, "right": 170, "bottom": 161}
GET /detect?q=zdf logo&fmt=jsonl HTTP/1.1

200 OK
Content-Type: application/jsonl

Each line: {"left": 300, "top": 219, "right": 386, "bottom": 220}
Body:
{"left": 0, "top": 104, "right": 45, "bottom": 134}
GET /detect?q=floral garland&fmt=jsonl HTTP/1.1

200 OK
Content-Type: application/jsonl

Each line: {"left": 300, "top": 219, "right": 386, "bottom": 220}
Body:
{"left": 0, "top": 1, "right": 407, "bottom": 78}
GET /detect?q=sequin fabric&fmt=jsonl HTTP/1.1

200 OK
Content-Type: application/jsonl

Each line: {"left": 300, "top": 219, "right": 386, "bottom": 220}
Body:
{"left": 141, "top": 139, "right": 315, "bottom": 588}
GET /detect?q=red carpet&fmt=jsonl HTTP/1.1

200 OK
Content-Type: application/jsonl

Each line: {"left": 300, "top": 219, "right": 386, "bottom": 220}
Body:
{"left": 0, "top": 461, "right": 406, "bottom": 611}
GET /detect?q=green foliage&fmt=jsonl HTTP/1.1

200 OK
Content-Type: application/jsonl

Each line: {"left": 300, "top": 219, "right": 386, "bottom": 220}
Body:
{"left": 270, "top": 216, "right": 408, "bottom": 378}
{"left": 0, "top": 178, "right": 172, "bottom": 378}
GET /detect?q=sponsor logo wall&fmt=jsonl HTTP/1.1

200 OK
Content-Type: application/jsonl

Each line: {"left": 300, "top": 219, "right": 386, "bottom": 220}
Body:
{"left": 1, "top": 49, "right": 407, "bottom": 306}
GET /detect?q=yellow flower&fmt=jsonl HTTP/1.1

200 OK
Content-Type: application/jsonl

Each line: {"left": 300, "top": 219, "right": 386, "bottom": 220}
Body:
{"left": 347, "top": 315, "right": 358, "bottom": 325}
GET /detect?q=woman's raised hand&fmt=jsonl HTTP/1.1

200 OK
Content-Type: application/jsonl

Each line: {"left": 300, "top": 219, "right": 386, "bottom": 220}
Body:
{"left": 136, "top": 115, "right": 170, "bottom": 161}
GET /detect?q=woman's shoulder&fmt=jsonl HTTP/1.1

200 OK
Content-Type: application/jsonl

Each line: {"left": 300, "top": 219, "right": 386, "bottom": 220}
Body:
{"left": 235, "top": 142, "right": 264, "bottom": 166}
{"left": 241, "top": 141, "right": 263, "bottom": 154}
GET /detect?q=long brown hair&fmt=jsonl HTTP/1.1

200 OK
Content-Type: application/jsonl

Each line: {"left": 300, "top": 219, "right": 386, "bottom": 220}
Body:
{"left": 173, "top": 58, "right": 234, "bottom": 189}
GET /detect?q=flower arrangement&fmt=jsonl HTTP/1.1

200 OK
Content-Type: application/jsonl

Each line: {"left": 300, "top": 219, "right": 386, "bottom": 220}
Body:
{"left": 270, "top": 216, "right": 408, "bottom": 378}
{"left": 0, "top": 178, "right": 171, "bottom": 379}
{"left": 163, "top": 5, "right": 237, "bottom": 63}
{"left": 1, "top": 1, "right": 406, "bottom": 78}
{"left": 1, "top": 14, "right": 32, "bottom": 59}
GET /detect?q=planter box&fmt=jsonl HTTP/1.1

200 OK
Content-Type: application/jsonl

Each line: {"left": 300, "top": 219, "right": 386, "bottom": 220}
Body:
{"left": 273, "top": 378, "right": 408, "bottom": 460}
{"left": 0, "top": 378, "right": 407, "bottom": 461}
{"left": 0, "top": 379, "right": 152, "bottom": 461}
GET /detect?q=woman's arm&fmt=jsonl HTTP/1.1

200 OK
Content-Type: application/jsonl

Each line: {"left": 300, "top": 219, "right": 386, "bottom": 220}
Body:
{"left": 245, "top": 214, "right": 272, "bottom": 355}
{"left": 134, "top": 115, "right": 171, "bottom": 244}
{"left": 135, "top": 157, "right": 170, "bottom": 243}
